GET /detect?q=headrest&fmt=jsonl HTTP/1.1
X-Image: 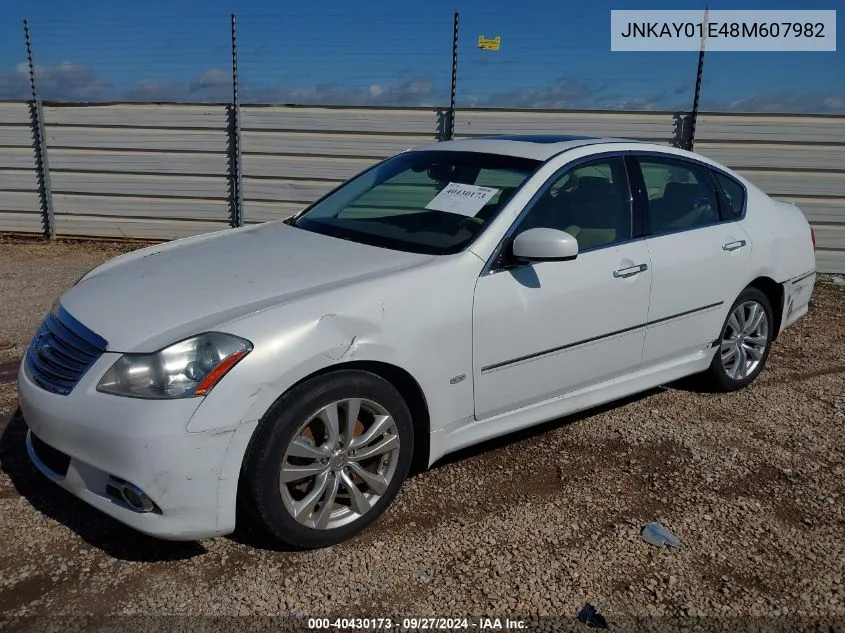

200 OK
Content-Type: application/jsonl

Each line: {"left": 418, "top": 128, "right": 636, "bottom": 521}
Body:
{"left": 574, "top": 176, "right": 614, "bottom": 198}
{"left": 663, "top": 181, "right": 701, "bottom": 201}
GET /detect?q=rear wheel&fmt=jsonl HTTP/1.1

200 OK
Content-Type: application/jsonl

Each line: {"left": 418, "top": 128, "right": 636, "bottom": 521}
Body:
{"left": 705, "top": 287, "right": 774, "bottom": 391}
{"left": 242, "top": 370, "right": 413, "bottom": 548}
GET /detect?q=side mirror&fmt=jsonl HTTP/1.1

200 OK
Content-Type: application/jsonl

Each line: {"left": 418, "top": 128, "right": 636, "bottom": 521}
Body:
{"left": 511, "top": 227, "right": 579, "bottom": 262}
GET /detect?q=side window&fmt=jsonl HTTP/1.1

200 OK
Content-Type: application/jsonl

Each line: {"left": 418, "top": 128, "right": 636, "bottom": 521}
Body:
{"left": 638, "top": 158, "right": 720, "bottom": 234}
{"left": 713, "top": 171, "right": 746, "bottom": 219}
{"left": 517, "top": 158, "right": 631, "bottom": 251}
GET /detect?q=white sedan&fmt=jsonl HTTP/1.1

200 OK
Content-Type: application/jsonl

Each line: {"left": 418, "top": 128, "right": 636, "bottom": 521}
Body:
{"left": 18, "top": 135, "right": 816, "bottom": 548}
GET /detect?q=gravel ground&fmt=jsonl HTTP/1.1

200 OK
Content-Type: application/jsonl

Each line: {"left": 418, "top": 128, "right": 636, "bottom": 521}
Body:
{"left": 0, "top": 237, "right": 843, "bottom": 632}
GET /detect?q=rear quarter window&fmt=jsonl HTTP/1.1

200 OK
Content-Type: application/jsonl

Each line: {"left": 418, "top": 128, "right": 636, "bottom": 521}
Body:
{"left": 713, "top": 171, "right": 746, "bottom": 219}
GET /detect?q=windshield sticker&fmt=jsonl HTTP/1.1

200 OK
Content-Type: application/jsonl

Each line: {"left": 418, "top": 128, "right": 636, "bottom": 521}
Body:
{"left": 425, "top": 182, "right": 500, "bottom": 217}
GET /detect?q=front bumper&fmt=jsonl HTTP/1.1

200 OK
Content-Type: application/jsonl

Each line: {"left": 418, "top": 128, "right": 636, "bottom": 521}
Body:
{"left": 18, "top": 353, "right": 257, "bottom": 541}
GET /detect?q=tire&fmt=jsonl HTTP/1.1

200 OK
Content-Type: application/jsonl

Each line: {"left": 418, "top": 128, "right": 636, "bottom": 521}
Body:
{"left": 704, "top": 287, "right": 774, "bottom": 392}
{"left": 242, "top": 370, "right": 413, "bottom": 549}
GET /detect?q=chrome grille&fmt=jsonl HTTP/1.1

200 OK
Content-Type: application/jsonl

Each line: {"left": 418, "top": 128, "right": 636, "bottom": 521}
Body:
{"left": 25, "top": 305, "right": 108, "bottom": 395}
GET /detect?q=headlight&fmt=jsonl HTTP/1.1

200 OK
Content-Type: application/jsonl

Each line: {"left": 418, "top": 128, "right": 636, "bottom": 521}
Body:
{"left": 97, "top": 332, "right": 252, "bottom": 399}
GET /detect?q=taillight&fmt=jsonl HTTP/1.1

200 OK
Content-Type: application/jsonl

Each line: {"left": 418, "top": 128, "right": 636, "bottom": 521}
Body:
{"left": 810, "top": 226, "right": 816, "bottom": 250}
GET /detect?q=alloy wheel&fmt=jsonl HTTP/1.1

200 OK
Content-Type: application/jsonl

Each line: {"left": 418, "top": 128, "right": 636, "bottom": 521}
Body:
{"left": 720, "top": 300, "right": 769, "bottom": 381}
{"left": 278, "top": 398, "right": 401, "bottom": 530}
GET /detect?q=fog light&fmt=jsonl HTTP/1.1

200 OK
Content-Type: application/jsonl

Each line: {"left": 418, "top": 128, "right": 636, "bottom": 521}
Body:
{"left": 109, "top": 479, "right": 156, "bottom": 513}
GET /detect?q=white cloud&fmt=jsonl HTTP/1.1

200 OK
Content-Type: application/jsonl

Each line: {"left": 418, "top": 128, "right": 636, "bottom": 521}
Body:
{"left": 713, "top": 92, "right": 845, "bottom": 114}
{"left": 0, "top": 61, "right": 843, "bottom": 114}
{"left": 472, "top": 79, "right": 689, "bottom": 111}
{"left": 190, "top": 68, "right": 230, "bottom": 92}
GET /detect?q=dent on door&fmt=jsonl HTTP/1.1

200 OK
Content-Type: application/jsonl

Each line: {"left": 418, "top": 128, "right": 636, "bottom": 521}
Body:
{"left": 642, "top": 224, "right": 753, "bottom": 366}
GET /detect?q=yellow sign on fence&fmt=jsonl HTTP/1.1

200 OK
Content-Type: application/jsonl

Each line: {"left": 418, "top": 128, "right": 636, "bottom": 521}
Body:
{"left": 477, "top": 36, "right": 501, "bottom": 51}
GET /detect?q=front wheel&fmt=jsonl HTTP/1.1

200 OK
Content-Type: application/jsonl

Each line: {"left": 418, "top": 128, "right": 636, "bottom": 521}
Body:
{"left": 705, "top": 287, "right": 774, "bottom": 392}
{"left": 242, "top": 370, "right": 413, "bottom": 548}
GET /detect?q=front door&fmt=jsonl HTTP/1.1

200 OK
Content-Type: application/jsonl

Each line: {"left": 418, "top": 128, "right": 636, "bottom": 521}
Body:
{"left": 472, "top": 156, "right": 652, "bottom": 420}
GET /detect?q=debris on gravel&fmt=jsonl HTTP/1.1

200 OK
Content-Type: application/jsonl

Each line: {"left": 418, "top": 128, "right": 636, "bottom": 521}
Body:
{"left": 576, "top": 602, "right": 608, "bottom": 629}
{"left": 640, "top": 522, "right": 681, "bottom": 549}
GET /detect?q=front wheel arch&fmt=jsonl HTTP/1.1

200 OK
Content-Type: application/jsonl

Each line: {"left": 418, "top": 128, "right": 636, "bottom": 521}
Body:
{"left": 239, "top": 368, "right": 415, "bottom": 547}
{"left": 238, "top": 360, "right": 431, "bottom": 504}
{"left": 292, "top": 360, "right": 431, "bottom": 475}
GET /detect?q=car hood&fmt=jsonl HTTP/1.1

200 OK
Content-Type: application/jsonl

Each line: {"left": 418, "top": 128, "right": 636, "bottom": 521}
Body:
{"left": 59, "top": 222, "right": 434, "bottom": 352}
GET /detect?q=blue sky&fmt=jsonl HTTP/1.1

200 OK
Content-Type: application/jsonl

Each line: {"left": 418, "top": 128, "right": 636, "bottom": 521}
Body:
{"left": 0, "top": 0, "right": 842, "bottom": 112}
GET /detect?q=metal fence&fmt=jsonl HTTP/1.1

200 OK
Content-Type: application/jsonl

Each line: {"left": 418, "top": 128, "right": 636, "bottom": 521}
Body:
{"left": 1, "top": 100, "right": 843, "bottom": 272}
{"left": 0, "top": 12, "right": 694, "bottom": 110}
{"left": 4, "top": 10, "right": 841, "bottom": 114}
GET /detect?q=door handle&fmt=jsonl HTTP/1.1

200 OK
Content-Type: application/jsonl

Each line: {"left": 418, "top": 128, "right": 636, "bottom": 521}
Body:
{"left": 613, "top": 263, "right": 648, "bottom": 278}
{"left": 722, "top": 240, "right": 747, "bottom": 252}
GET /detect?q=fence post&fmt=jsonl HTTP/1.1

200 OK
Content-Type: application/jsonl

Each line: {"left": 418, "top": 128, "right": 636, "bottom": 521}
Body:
{"left": 23, "top": 19, "right": 54, "bottom": 240}
{"left": 228, "top": 13, "right": 244, "bottom": 228}
{"left": 688, "top": 7, "right": 709, "bottom": 151}
{"left": 447, "top": 11, "right": 459, "bottom": 141}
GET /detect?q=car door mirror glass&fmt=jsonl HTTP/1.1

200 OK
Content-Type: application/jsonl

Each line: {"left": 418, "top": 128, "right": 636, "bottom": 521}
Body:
{"left": 512, "top": 227, "right": 579, "bottom": 262}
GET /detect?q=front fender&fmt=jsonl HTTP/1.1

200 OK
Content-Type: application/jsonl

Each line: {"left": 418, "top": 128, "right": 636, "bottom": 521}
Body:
{"left": 185, "top": 310, "right": 383, "bottom": 433}
{"left": 185, "top": 252, "right": 480, "bottom": 436}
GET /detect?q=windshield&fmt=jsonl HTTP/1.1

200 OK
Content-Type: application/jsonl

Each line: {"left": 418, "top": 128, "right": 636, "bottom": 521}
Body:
{"left": 292, "top": 150, "right": 542, "bottom": 255}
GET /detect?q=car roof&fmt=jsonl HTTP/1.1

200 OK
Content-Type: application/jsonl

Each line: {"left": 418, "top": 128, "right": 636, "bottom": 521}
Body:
{"left": 411, "top": 134, "right": 645, "bottom": 161}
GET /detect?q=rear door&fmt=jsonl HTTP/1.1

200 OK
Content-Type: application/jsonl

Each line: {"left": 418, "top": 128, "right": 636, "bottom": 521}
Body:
{"left": 632, "top": 155, "right": 752, "bottom": 367}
